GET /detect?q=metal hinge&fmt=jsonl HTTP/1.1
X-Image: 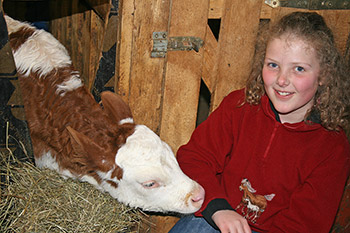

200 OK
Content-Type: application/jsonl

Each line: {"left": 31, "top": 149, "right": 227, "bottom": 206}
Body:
{"left": 265, "top": 0, "right": 350, "bottom": 9}
{"left": 151, "top": 32, "right": 204, "bottom": 58}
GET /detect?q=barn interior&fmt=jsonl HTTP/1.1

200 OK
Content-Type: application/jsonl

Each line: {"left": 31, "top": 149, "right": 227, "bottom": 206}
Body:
{"left": 0, "top": 0, "right": 349, "bottom": 232}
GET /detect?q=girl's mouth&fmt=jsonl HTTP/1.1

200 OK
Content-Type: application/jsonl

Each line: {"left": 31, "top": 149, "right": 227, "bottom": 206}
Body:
{"left": 275, "top": 89, "right": 294, "bottom": 97}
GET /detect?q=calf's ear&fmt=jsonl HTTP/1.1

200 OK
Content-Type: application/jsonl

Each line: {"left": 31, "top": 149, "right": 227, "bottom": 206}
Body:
{"left": 101, "top": 91, "right": 133, "bottom": 123}
{"left": 66, "top": 126, "right": 114, "bottom": 170}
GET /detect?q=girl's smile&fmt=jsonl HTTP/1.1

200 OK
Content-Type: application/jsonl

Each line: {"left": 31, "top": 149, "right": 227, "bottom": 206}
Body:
{"left": 262, "top": 35, "right": 321, "bottom": 123}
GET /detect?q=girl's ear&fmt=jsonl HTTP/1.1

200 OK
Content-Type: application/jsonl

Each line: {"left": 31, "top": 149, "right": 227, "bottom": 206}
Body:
{"left": 318, "top": 75, "right": 325, "bottom": 86}
{"left": 100, "top": 91, "right": 133, "bottom": 123}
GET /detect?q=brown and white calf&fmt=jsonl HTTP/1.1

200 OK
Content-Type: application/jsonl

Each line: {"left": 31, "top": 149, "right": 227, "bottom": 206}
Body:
{"left": 5, "top": 15, "right": 204, "bottom": 214}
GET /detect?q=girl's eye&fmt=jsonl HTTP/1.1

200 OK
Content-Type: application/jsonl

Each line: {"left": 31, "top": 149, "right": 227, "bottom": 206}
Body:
{"left": 295, "top": 66, "right": 305, "bottom": 72}
{"left": 267, "top": 62, "right": 278, "bottom": 69}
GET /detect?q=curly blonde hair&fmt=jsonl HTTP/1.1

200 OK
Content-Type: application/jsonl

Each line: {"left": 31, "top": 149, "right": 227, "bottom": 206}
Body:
{"left": 245, "top": 12, "right": 350, "bottom": 131}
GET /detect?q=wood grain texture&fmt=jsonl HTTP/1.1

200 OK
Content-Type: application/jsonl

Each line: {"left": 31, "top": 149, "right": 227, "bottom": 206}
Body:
{"left": 117, "top": 0, "right": 171, "bottom": 133}
{"left": 50, "top": 0, "right": 110, "bottom": 90}
{"left": 159, "top": 0, "right": 210, "bottom": 152}
{"left": 210, "top": 0, "right": 263, "bottom": 111}
{"left": 202, "top": 24, "right": 219, "bottom": 93}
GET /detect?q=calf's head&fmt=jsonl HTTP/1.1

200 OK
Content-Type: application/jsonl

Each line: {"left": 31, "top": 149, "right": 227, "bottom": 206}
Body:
{"left": 67, "top": 91, "right": 205, "bottom": 214}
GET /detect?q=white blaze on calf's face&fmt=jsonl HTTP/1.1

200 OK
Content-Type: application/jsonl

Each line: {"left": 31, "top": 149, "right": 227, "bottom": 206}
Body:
{"left": 111, "top": 125, "right": 204, "bottom": 214}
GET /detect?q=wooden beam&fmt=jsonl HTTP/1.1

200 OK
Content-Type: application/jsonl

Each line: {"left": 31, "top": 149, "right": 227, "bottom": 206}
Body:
{"left": 209, "top": 0, "right": 225, "bottom": 19}
{"left": 118, "top": 0, "right": 172, "bottom": 134}
{"left": 117, "top": 0, "right": 133, "bottom": 102}
{"left": 211, "top": 0, "right": 263, "bottom": 111}
{"left": 160, "top": 0, "right": 210, "bottom": 153}
{"left": 202, "top": 24, "right": 219, "bottom": 93}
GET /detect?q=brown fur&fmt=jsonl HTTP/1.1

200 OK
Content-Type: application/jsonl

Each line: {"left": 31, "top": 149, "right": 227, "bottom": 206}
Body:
{"left": 8, "top": 26, "right": 35, "bottom": 51}
{"left": 10, "top": 30, "right": 135, "bottom": 183}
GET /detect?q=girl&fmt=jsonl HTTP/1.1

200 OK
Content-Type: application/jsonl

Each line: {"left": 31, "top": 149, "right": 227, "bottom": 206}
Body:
{"left": 169, "top": 12, "right": 350, "bottom": 233}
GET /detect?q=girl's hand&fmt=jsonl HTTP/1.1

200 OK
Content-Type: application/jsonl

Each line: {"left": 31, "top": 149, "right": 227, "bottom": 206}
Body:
{"left": 212, "top": 210, "right": 252, "bottom": 233}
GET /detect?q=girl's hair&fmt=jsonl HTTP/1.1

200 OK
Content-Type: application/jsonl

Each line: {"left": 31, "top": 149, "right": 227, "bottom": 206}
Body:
{"left": 245, "top": 12, "right": 350, "bottom": 131}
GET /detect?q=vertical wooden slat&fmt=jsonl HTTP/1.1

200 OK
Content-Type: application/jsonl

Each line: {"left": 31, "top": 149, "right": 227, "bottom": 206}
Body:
{"left": 51, "top": 1, "right": 90, "bottom": 86}
{"left": 202, "top": 24, "right": 219, "bottom": 93}
{"left": 118, "top": 0, "right": 171, "bottom": 133}
{"left": 209, "top": 0, "right": 225, "bottom": 19}
{"left": 128, "top": 0, "right": 171, "bottom": 133}
{"left": 51, "top": 0, "right": 110, "bottom": 90}
{"left": 85, "top": 0, "right": 110, "bottom": 21}
{"left": 88, "top": 9, "right": 110, "bottom": 90}
{"left": 159, "top": 0, "right": 210, "bottom": 153}
{"left": 117, "top": 0, "right": 133, "bottom": 101}
{"left": 210, "top": 0, "right": 263, "bottom": 111}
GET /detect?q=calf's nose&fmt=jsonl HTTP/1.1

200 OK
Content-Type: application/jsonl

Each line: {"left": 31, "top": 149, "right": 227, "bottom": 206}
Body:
{"left": 191, "top": 184, "right": 205, "bottom": 208}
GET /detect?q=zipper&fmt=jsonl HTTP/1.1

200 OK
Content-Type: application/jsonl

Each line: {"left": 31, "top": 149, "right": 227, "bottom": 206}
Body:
{"left": 263, "top": 123, "right": 279, "bottom": 159}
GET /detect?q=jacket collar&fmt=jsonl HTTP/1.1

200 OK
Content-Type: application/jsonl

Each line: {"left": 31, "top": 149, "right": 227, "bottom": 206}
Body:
{"left": 261, "top": 94, "right": 322, "bottom": 131}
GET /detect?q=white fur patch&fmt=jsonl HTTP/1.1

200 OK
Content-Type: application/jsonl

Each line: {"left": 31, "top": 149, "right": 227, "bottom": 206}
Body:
{"left": 7, "top": 16, "right": 72, "bottom": 77}
{"left": 80, "top": 175, "right": 100, "bottom": 187}
{"left": 60, "top": 169, "right": 75, "bottom": 179}
{"left": 35, "top": 151, "right": 60, "bottom": 171}
{"left": 56, "top": 72, "right": 83, "bottom": 95}
{"left": 119, "top": 118, "right": 134, "bottom": 125}
{"left": 35, "top": 151, "right": 76, "bottom": 180}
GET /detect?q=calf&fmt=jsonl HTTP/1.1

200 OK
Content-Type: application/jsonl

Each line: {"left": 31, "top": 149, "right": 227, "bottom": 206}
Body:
{"left": 5, "top": 15, "right": 204, "bottom": 214}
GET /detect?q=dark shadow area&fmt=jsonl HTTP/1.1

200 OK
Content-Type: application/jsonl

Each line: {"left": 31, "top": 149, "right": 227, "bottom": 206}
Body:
{"left": 196, "top": 79, "right": 211, "bottom": 127}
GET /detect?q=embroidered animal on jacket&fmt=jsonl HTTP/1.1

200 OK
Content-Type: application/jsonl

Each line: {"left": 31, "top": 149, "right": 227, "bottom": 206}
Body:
{"left": 5, "top": 15, "right": 205, "bottom": 214}
{"left": 236, "top": 178, "right": 275, "bottom": 223}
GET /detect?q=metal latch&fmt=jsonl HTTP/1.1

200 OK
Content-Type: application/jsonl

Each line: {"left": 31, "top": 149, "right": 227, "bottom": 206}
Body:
{"left": 151, "top": 32, "right": 204, "bottom": 58}
{"left": 265, "top": 0, "right": 350, "bottom": 9}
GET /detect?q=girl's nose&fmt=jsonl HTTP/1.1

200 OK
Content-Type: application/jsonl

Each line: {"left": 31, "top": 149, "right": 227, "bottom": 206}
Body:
{"left": 276, "top": 71, "right": 290, "bottom": 87}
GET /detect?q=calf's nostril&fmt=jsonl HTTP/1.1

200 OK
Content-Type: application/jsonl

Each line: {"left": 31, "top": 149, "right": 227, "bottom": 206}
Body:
{"left": 190, "top": 184, "right": 205, "bottom": 207}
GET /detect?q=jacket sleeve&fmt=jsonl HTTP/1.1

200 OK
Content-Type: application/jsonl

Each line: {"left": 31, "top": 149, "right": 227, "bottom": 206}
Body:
{"left": 269, "top": 140, "right": 350, "bottom": 233}
{"left": 176, "top": 91, "right": 243, "bottom": 215}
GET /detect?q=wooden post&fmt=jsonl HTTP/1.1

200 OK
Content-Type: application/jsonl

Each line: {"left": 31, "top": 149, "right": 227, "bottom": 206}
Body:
{"left": 160, "top": 0, "right": 210, "bottom": 153}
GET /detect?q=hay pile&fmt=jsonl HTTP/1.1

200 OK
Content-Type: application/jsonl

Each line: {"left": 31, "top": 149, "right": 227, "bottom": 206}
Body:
{"left": 0, "top": 152, "right": 148, "bottom": 233}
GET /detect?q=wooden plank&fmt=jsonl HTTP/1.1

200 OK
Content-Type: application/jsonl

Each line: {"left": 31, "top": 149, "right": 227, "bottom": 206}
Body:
{"left": 51, "top": 0, "right": 110, "bottom": 90}
{"left": 50, "top": 1, "right": 91, "bottom": 86}
{"left": 209, "top": 0, "right": 225, "bottom": 19}
{"left": 87, "top": 10, "right": 110, "bottom": 90}
{"left": 85, "top": 0, "right": 110, "bottom": 21}
{"left": 117, "top": 0, "right": 133, "bottom": 102}
{"left": 127, "top": 0, "right": 171, "bottom": 133}
{"left": 260, "top": 0, "right": 273, "bottom": 19}
{"left": 211, "top": 0, "right": 263, "bottom": 111}
{"left": 160, "top": 0, "right": 210, "bottom": 153}
{"left": 202, "top": 24, "right": 219, "bottom": 93}
{"left": 118, "top": 0, "right": 171, "bottom": 133}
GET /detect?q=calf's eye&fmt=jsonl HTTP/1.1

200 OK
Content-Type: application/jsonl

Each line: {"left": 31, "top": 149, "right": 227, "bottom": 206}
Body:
{"left": 141, "top": 180, "right": 160, "bottom": 189}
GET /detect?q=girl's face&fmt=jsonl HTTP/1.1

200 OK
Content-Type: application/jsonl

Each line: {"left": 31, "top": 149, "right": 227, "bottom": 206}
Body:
{"left": 262, "top": 35, "right": 321, "bottom": 123}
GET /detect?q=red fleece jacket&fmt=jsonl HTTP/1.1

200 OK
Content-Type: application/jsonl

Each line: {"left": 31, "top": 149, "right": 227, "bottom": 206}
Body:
{"left": 177, "top": 89, "right": 350, "bottom": 232}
